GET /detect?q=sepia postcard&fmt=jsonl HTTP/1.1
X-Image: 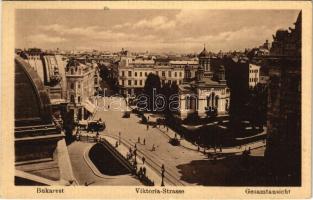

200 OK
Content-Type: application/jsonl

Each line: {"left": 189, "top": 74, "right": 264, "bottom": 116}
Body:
{"left": 0, "top": 1, "right": 312, "bottom": 199}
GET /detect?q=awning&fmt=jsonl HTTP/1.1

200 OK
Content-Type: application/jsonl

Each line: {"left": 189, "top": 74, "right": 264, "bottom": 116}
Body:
{"left": 82, "top": 100, "right": 96, "bottom": 114}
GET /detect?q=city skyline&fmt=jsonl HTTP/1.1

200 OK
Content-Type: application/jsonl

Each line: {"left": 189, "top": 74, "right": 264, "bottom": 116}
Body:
{"left": 16, "top": 9, "right": 300, "bottom": 53}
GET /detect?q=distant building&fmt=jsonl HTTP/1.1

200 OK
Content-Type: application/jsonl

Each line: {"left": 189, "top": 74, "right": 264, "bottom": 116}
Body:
{"left": 248, "top": 63, "right": 260, "bottom": 88}
{"left": 265, "top": 11, "right": 301, "bottom": 185}
{"left": 117, "top": 52, "right": 185, "bottom": 96}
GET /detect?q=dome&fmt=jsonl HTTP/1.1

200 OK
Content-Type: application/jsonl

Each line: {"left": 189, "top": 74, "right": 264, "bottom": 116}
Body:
{"left": 15, "top": 55, "right": 53, "bottom": 126}
{"left": 198, "top": 47, "right": 210, "bottom": 58}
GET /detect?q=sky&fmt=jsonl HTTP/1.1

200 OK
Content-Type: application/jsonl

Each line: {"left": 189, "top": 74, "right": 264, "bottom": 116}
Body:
{"left": 15, "top": 9, "right": 300, "bottom": 53}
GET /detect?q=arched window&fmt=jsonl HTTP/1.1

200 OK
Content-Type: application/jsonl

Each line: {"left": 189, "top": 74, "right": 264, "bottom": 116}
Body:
{"left": 211, "top": 92, "right": 215, "bottom": 107}
{"left": 185, "top": 96, "right": 190, "bottom": 109}
{"left": 225, "top": 99, "right": 229, "bottom": 112}
{"left": 207, "top": 95, "right": 210, "bottom": 107}
{"left": 215, "top": 96, "right": 219, "bottom": 109}
{"left": 190, "top": 95, "right": 198, "bottom": 110}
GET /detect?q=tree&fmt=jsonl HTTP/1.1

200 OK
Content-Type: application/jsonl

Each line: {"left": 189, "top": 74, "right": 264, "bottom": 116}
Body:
{"left": 160, "top": 81, "right": 179, "bottom": 115}
{"left": 99, "top": 64, "right": 110, "bottom": 80}
{"left": 247, "top": 83, "right": 268, "bottom": 130}
{"left": 143, "top": 73, "right": 161, "bottom": 112}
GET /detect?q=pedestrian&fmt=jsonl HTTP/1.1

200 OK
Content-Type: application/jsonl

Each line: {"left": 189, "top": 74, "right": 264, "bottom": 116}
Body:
{"left": 147, "top": 124, "right": 149, "bottom": 130}
{"left": 166, "top": 127, "right": 169, "bottom": 132}
{"left": 129, "top": 147, "right": 132, "bottom": 153}
{"left": 143, "top": 167, "right": 146, "bottom": 176}
{"left": 174, "top": 133, "right": 177, "bottom": 138}
{"left": 143, "top": 138, "right": 146, "bottom": 145}
{"left": 152, "top": 144, "right": 155, "bottom": 151}
{"left": 115, "top": 141, "right": 118, "bottom": 147}
{"left": 134, "top": 144, "right": 137, "bottom": 149}
{"left": 138, "top": 137, "right": 140, "bottom": 144}
{"left": 108, "top": 105, "right": 110, "bottom": 109}
{"left": 139, "top": 167, "right": 143, "bottom": 176}
{"left": 142, "top": 157, "right": 145, "bottom": 165}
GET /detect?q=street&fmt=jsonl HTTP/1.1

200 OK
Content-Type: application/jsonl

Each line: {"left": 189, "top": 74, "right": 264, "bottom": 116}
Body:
{"left": 92, "top": 97, "right": 266, "bottom": 185}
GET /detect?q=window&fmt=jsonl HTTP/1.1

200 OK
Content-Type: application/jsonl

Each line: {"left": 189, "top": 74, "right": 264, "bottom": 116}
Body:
{"left": 134, "top": 80, "right": 137, "bottom": 85}
{"left": 77, "top": 96, "right": 81, "bottom": 103}
{"left": 179, "top": 72, "right": 182, "bottom": 77}
{"left": 70, "top": 83, "right": 74, "bottom": 90}
{"left": 168, "top": 71, "right": 172, "bottom": 77}
{"left": 135, "top": 72, "right": 137, "bottom": 77}
{"left": 70, "top": 95, "right": 75, "bottom": 103}
{"left": 174, "top": 72, "right": 177, "bottom": 77}
{"left": 128, "top": 80, "right": 131, "bottom": 85}
{"left": 140, "top": 72, "right": 142, "bottom": 77}
{"left": 145, "top": 72, "right": 148, "bottom": 77}
{"left": 78, "top": 83, "right": 81, "bottom": 89}
{"left": 122, "top": 71, "right": 125, "bottom": 77}
{"left": 122, "top": 80, "right": 125, "bottom": 86}
{"left": 140, "top": 80, "right": 143, "bottom": 85}
{"left": 186, "top": 96, "right": 190, "bottom": 109}
{"left": 71, "top": 68, "right": 74, "bottom": 75}
{"left": 128, "top": 71, "right": 132, "bottom": 77}
{"left": 162, "top": 71, "right": 165, "bottom": 77}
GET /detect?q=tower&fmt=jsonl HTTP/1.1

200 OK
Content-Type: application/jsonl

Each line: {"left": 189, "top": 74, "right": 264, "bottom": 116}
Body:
{"left": 198, "top": 44, "right": 213, "bottom": 78}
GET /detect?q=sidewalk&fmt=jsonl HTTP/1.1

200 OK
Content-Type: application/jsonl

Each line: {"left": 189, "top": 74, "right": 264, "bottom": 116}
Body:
{"left": 145, "top": 113, "right": 266, "bottom": 155}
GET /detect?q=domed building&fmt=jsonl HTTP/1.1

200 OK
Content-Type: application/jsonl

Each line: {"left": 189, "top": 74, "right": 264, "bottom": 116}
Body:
{"left": 178, "top": 46, "right": 230, "bottom": 119}
{"left": 198, "top": 45, "right": 213, "bottom": 78}
{"left": 14, "top": 56, "right": 76, "bottom": 185}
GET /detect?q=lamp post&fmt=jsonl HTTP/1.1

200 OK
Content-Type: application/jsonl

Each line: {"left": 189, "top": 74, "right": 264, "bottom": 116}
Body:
{"left": 161, "top": 164, "right": 165, "bottom": 186}
{"left": 119, "top": 131, "right": 121, "bottom": 145}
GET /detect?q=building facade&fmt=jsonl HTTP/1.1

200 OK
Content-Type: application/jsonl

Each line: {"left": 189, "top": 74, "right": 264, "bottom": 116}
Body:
{"left": 178, "top": 47, "right": 230, "bottom": 119}
{"left": 18, "top": 49, "right": 68, "bottom": 126}
{"left": 265, "top": 11, "right": 301, "bottom": 185}
{"left": 65, "top": 58, "right": 100, "bottom": 122}
{"left": 117, "top": 55, "right": 186, "bottom": 96}
{"left": 249, "top": 63, "right": 261, "bottom": 88}
{"left": 14, "top": 56, "right": 75, "bottom": 185}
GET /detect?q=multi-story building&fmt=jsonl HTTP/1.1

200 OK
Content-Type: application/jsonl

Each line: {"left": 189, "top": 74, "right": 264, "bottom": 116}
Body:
{"left": 14, "top": 56, "right": 75, "bottom": 185}
{"left": 248, "top": 63, "right": 260, "bottom": 88}
{"left": 117, "top": 55, "right": 186, "bottom": 96}
{"left": 65, "top": 59, "right": 100, "bottom": 121}
{"left": 18, "top": 49, "right": 68, "bottom": 125}
{"left": 265, "top": 11, "right": 301, "bottom": 185}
